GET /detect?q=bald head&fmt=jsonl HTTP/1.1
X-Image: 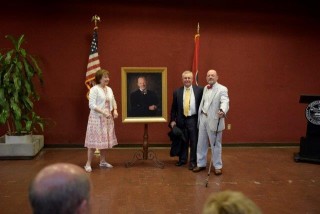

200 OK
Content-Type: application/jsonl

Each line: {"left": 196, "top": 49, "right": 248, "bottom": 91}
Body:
{"left": 206, "top": 69, "right": 219, "bottom": 85}
{"left": 29, "top": 163, "right": 91, "bottom": 214}
{"left": 137, "top": 76, "right": 147, "bottom": 90}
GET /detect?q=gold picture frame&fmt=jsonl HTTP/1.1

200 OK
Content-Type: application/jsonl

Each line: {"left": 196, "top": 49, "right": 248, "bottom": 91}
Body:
{"left": 121, "top": 67, "right": 167, "bottom": 123}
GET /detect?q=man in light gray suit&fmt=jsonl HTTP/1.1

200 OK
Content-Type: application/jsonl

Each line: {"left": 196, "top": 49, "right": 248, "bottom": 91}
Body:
{"left": 193, "top": 69, "right": 229, "bottom": 175}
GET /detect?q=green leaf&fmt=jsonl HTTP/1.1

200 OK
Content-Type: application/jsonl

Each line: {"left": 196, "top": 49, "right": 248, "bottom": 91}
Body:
{"left": 0, "top": 109, "right": 9, "bottom": 124}
{"left": 16, "top": 35, "right": 25, "bottom": 51}
{"left": 29, "top": 55, "right": 43, "bottom": 83}
{"left": 23, "top": 59, "right": 33, "bottom": 78}
{"left": 3, "top": 69, "right": 12, "bottom": 86}
{"left": 5, "top": 35, "right": 25, "bottom": 51}
{"left": 14, "top": 119, "right": 22, "bottom": 134}
{"left": 24, "top": 81, "right": 32, "bottom": 95}
{"left": 37, "top": 122, "right": 44, "bottom": 132}
{"left": 22, "top": 96, "right": 33, "bottom": 110}
{"left": 13, "top": 72, "right": 21, "bottom": 91}
{"left": 0, "top": 88, "right": 5, "bottom": 103}
{"left": 6, "top": 64, "right": 14, "bottom": 75}
{"left": 5, "top": 50, "right": 14, "bottom": 64}
{"left": 5, "top": 35, "right": 18, "bottom": 50}
{"left": 20, "top": 48, "right": 26, "bottom": 57}
{"left": 10, "top": 100, "right": 21, "bottom": 120}
{"left": 26, "top": 112, "right": 44, "bottom": 133}
{"left": 25, "top": 120, "right": 32, "bottom": 132}
{"left": 16, "top": 61, "right": 23, "bottom": 70}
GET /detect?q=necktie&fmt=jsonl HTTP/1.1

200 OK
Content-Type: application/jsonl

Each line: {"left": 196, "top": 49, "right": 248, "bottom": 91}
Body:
{"left": 207, "top": 85, "right": 212, "bottom": 89}
{"left": 184, "top": 88, "right": 191, "bottom": 117}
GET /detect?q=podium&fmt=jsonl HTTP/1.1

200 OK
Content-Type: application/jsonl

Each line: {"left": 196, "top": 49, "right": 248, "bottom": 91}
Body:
{"left": 294, "top": 95, "right": 320, "bottom": 163}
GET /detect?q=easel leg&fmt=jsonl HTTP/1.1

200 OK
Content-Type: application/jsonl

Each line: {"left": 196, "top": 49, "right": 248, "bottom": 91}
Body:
{"left": 125, "top": 124, "right": 164, "bottom": 168}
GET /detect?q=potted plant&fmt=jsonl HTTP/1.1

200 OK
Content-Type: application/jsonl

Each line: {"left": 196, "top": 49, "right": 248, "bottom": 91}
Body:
{"left": 0, "top": 34, "right": 44, "bottom": 144}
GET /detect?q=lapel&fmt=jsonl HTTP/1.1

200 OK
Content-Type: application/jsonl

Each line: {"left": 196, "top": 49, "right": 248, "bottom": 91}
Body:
{"left": 208, "top": 83, "right": 219, "bottom": 107}
{"left": 178, "top": 87, "right": 184, "bottom": 107}
{"left": 199, "top": 87, "right": 206, "bottom": 111}
{"left": 192, "top": 85, "right": 197, "bottom": 99}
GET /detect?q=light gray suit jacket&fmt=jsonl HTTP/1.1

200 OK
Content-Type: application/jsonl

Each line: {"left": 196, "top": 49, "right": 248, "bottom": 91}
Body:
{"left": 198, "top": 82, "right": 229, "bottom": 132}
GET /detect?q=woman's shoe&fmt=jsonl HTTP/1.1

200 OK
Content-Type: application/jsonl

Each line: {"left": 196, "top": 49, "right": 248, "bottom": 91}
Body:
{"left": 99, "top": 162, "right": 113, "bottom": 168}
{"left": 84, "top": 165, "right": 92, "bottom": 172}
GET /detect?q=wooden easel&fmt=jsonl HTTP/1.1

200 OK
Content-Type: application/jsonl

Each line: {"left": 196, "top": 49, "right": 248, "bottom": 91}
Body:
{"left": 125, "top": 124, "right": 164, "bottom": 168}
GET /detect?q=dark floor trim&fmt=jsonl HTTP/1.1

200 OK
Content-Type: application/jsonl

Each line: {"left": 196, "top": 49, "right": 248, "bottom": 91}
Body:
{"left": 0, "top": 155, "right": 37, "bottom": 160}
{"left": 44, "top": 142, "right": 299, "bottom": 148}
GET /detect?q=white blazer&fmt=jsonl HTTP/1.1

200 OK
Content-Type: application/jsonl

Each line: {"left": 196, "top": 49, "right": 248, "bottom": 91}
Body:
{"left": 198, "top": 82, "right": 229, "bottom": 132}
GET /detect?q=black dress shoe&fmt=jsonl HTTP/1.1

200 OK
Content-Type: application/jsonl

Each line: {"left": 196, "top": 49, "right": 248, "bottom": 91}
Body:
{"left": 193, "top": 166, "right": 206, "bottom": 172}
{"left": 188, "top": 164, "right": 196, "bottom": 170}
{"left": 175, "top": 161, "right": 186, "bottom": 166}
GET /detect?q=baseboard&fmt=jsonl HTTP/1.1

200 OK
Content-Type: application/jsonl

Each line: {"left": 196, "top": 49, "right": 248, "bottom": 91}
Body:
{"left": 43, "top": 142, "right": 299, "bottom": 148}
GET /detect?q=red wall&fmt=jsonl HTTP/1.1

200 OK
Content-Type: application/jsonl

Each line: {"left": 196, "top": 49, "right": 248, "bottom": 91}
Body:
{"left": 1, "top": 1, "right": 319, "bottom": 145}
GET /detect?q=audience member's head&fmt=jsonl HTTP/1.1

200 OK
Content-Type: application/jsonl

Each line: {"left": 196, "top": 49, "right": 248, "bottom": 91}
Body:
{"left": 203, "top": 190, "right": 262, "bottom": 214}
{"left": 29, "top": 163, "right": 91, "bottom": 214}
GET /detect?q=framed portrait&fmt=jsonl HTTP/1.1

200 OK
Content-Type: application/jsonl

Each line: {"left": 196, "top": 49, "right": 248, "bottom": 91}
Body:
{"left": 121, "top": 67, "right": 167, "bottom": 123}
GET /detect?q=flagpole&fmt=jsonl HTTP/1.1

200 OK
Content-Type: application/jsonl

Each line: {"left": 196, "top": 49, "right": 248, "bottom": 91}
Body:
{"left": 197, "top": 22, "right": 200, "bottom": 34}
{"left": 91, "top": 15, "right": 101, "bottom": 156}
{"left": 193, "top": 22, "right": 200, "bottom": 86}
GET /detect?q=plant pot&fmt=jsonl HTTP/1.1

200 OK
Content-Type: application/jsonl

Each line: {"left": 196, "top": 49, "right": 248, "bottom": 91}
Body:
{"left": 5, "top": 134, "right": 33, "bottom": 144}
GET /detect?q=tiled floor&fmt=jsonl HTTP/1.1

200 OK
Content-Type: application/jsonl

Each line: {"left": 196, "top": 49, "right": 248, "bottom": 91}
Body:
{"left": 0, "top": 147, "right": 319, "bottom": 214}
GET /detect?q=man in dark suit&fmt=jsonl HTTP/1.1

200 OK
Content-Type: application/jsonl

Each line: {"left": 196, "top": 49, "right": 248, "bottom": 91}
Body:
{"left": 129, "top": 76, "right": 159, "bottom": 117}
{"left": 170, "top": 70, "right": 203, "bottom": 170}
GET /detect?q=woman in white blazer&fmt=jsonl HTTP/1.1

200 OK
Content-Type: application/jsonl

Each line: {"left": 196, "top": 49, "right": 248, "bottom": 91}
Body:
{"left": 84, "top": 69, "right": 118, "bottom": 172}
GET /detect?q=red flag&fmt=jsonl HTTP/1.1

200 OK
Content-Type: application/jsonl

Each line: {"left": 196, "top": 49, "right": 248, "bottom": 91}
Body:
{"left": 192, "top": 32, "right": 200, "bottom": 86}
{"left": 85, "top": 29, "right": 101, "bottom": 98}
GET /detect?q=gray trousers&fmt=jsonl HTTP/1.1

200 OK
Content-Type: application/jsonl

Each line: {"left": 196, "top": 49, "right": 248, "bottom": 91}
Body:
{"left": 197, "top": 113, "right": 223, "bottom": 169}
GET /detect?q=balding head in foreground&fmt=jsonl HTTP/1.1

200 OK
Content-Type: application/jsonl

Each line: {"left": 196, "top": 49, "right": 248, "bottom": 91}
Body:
{"left": 29, "top": 163, "right": 91, "bottom": 214}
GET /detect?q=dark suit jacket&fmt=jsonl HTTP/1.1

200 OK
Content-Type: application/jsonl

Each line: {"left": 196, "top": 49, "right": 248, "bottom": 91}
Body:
{"left": 170, "top": 85, "right": 203, "bottom": 128}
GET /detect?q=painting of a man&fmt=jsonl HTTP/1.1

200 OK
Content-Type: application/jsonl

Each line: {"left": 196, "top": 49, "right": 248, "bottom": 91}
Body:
{"left": 129, "top": 76, "right": 160, "bottom": 117}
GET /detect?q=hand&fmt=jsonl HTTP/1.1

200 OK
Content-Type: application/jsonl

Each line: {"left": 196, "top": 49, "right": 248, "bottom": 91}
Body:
{"left": 170, "top": 121, "right": 176, "bottom": 128}
{"left": 103, "top": 112, "right": 111, "bottom": 118}
{"left": 113, "top": 110, "right": 118, "bottom": 119}
{"left": 218, "top": 109, "right": 225, "bottom": 118}
{"left": 149, "top": 105, "right": 157, "bottom": 111}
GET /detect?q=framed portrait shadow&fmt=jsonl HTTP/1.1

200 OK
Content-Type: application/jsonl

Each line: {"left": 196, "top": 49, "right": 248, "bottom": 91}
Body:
{"left": 121, "top": 67, "right": 167, "bottom": 123}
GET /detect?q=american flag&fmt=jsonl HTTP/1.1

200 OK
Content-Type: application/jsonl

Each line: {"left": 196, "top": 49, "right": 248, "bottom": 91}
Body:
{"left": 85, "top": 29, "right": 101, "bottom": 95}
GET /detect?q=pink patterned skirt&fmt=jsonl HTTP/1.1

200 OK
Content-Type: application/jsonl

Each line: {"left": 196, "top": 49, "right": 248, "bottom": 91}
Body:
{"left": 84, "top": 109, "right": 118, "bottom": 149}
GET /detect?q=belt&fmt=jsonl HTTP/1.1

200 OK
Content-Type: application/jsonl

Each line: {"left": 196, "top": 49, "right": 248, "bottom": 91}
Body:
{"left": 201, "top": 110, "right": 208, "bottom": 117}
{"left": 183, "top": 114, "right": 197, "bottom": 119}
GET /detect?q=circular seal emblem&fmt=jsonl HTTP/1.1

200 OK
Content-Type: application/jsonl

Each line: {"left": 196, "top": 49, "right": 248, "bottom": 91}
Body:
{"left": 305, "top": 100, "right": 320, "bottom": 125}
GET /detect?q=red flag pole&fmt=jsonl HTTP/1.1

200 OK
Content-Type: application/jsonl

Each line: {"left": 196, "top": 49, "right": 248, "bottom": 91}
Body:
{"left": 192, "top": 23, "right": 200, "bottom": 86}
